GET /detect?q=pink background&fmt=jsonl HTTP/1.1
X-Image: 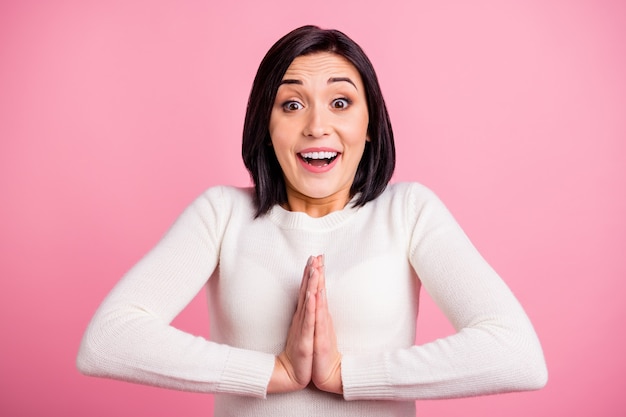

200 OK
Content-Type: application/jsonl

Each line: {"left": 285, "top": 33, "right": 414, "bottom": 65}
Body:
{"left": 1, "top": 0, "right": 624, "bottom": 415}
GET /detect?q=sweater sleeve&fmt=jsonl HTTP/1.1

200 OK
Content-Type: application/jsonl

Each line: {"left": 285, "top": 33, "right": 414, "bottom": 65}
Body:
{"left": 76, "top": 186, "right": 275, "bottom": 397}
{"left": 342, "top": 184, "right": 547, "bottom": 400}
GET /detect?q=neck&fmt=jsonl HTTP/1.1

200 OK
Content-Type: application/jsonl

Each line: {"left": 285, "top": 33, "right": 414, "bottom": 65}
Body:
{"left": 283, "top": 188, "right": 351, "bottom": 218}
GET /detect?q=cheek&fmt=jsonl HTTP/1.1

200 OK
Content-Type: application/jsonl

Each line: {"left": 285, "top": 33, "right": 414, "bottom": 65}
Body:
{"left": 269, "top": 133, "right": 289, "bottom": 158}
{"left": 268, "top": 114, "right": 292, "bottom": 146}
{"left": 343, "top": 108, "right": 369, "bottom": 140}
{"left": 343, "top": 121, "right": 369, "bottom": 146}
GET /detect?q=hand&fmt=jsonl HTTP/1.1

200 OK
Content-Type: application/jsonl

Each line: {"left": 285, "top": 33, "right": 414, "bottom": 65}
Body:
{"left": 268, "top": 255, "right": 343, "bottom": 395}
{"left": 311, "top": 255, "right": 343, "bottom": 394}
{"left": 268, "top": 256, "right": 318, "bottom": 393}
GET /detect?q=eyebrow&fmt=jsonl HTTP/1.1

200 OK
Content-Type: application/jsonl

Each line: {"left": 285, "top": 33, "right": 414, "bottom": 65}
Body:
{"left": 329, "top": 77, "right": 357, "bottom": 89}
{"left": 279, "top": 77, "right": 358, "bottom": 90}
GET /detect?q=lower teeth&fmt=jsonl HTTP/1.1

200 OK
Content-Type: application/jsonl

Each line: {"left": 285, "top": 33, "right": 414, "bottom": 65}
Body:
{"left": 306, "top": 158, "right": 332, "bottom": 167}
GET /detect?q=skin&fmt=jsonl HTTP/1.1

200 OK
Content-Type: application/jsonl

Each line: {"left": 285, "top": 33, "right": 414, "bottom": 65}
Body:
{"left": 267, "top": 52, "right": 370, "bottom": 395}
{"left": 269, "top": 255, "right": 342, "bottom": 395}
{"left": 268, "top": 52, "right": 370, "bottom": 218}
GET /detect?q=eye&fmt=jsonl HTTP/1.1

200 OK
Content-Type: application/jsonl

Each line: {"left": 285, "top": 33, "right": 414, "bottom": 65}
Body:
{"left": 282, "top": 101, "right": 303, "bottom": 112}
{"left": 331, "top": 98, "right": 351, "bottom": 109}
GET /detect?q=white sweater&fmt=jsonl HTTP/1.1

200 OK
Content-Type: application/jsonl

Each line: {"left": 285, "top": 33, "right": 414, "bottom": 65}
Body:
{"left": 77, "top": 182, "right": 547, "bottom": 416}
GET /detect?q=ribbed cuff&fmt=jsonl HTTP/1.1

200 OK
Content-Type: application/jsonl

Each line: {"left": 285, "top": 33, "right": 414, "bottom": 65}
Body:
{"left": 217, "top": 347, "right": 275, "bottom": 398}
{"left": 341, "top": 353, "right": 394, "bottom": 400}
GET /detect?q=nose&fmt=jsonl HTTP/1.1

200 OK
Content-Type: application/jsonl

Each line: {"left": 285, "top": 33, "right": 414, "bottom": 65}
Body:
{"left": 302, "top": 104, "right": 331, "bottom": 138}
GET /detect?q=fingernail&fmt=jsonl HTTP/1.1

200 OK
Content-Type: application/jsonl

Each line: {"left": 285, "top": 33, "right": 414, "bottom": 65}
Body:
{"left": 309, "top": 268, "right": 314, "bottom": 278}
{"left": 320, "top": 254, "right": 325, "bottom": 267}
{"left": 307, "top": 256, "right": 314, "bottom": 266}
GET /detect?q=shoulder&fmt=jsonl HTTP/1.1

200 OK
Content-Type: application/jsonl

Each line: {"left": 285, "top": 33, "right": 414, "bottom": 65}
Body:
{"left": 197, "top": 185, "right": 255, "bottom": 205}
{"left": 379, "top": 182, "right": 442, "bottom": 209}
{"left": 385, "top": 181, "right": 434, "bottom": 196}
{"left": 375, "top": 182, "right": 456, "bottom": 228}
{"left": 182, "top": 185, "right": 256, "bottom": 224}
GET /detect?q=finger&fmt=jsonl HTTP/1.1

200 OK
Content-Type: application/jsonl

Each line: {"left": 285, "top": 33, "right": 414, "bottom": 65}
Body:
{"left": 315, "top": 287, "right": 328, "bottom": 335}
{"left": 315, "top": 269, "right": 330, "bottom": 339}
{"left": 306, "top": 266, "right": 318, "bottom": 314}
{"left": 300, "top": 267, "right": 318, "bottom": 329}
{"left": 315, "top": 274, "right": 336, "bottom": 352}
{"left": 304, "top": 255, "right": 314, "bottom": 284}
{"left": 296, "top": 256, "right": 314, "bottom": 312}
{"left": 316, "top": 254, "right": 326, "bottom": 293}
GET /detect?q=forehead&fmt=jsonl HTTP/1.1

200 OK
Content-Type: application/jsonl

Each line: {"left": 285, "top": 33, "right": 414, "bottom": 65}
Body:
{"left": 282, "top": 52, "right": 363, "bottom": 85}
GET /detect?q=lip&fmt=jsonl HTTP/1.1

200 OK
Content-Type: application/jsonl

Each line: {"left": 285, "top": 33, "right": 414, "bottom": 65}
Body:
{"left": 298, "top": 147, "right": 341, "bottom": 154}
{"left": 297, "top": 147, "right": 341, "bottom": 174}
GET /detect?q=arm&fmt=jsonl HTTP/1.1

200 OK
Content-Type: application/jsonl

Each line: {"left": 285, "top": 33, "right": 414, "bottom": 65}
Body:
{"left": 342, "top": 184, "right": 547, "bottom": 400}
{"left": 76, "top": 187, "right": 275, "bottom": 397}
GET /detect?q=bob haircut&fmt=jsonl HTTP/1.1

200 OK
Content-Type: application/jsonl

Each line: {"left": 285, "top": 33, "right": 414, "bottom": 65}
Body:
{"left": 242, "top": 25, "right": 395, "bottom": 217}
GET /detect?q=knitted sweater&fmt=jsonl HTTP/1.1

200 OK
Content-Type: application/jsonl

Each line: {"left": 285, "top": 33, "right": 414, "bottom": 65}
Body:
{"left": 77, "top": 182, "right": 547, "bottom": 416}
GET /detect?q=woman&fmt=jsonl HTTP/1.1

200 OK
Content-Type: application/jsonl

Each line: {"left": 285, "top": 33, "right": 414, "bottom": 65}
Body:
{"left": 77, "top": 25, "right": 547, "bottom": 416}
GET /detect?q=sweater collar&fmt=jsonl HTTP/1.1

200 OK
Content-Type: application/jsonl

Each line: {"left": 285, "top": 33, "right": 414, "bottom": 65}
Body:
{"left": 267, "top": 195, "right": 362, "bottom": 231}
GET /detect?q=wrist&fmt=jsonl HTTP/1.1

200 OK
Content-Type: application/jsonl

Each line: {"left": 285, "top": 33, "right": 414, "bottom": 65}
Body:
{"left": 314, "top": 357, "right": 343, "bottom": 395}
{"left": 267, "top": 355, "right": 308, "bottom": 394}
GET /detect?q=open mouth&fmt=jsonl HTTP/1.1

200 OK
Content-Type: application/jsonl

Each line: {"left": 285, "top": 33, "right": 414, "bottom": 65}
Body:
{"left": 298, "top": 151, "right": 339, "bottom": 167}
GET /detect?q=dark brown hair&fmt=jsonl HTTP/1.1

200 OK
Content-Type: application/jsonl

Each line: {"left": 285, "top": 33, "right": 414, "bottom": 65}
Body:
{"left": 242, "top": 25, "right": 395, "bottom": 216}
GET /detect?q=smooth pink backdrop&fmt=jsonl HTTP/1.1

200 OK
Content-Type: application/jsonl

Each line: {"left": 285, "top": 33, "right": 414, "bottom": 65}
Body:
{"left": 1, "top": 0, "right": 624, "bottom": 416}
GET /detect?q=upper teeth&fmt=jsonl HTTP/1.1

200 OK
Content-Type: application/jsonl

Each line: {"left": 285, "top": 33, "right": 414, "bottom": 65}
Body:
{"left": 300, "top": 151, "right": 337, "bottom": 159}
